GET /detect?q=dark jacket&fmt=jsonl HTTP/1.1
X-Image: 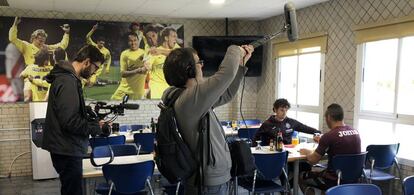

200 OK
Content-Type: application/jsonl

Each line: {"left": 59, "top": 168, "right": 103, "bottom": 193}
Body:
{"left": 253, "top": 115, "right": 321, "bottom": 146}
{"left": 42, "top": 60, "right": 102, "bottom": 157}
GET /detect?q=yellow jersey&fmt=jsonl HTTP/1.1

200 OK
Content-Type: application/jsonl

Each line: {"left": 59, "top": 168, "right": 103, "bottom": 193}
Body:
{"left": 111, "top": 48, "right": 146, "bottom": 100}
{"left": 86, "top": 29, "right": 111, "bottom": 76}
{"left": 9, "top": 25, "right": 69, "bottom": 65}
{"left": 146, "top": 45, "right": 180, "bottom": 99}
{"left": 20, "top": 64, "right": 52, "bottom": 101}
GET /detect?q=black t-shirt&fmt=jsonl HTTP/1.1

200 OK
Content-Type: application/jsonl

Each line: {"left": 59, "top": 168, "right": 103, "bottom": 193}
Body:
{"left": 253, "top": 115, "right": 321, "bottom": 145}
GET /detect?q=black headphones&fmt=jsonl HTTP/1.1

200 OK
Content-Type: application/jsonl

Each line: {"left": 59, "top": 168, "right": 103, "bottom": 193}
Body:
{"left": 186, "top": 62, "right": 196, "bottom": 79}
{"left": 184, "top": 47, "right": 196, "bottom": 79}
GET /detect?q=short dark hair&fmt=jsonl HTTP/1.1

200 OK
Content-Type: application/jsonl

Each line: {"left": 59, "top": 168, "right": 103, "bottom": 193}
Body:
{"left": 273, "top": 98, "right": 291, "bottom": 110}
{"left": 34, "top": 49, "right": 49, "bottom": 65}
{"left": 160, "top": 28, "right": 176, "bottom": 43}
{"left": 127, "top": 31, "right": 139, "bottom": 39}
{"left": 325, "top": 103, "right": 344, "bottom": 121}
{"left": 52, "top": 47, "right": 66, "bottom": 66}
{"left": 144, "top": 24, "right": 158, "bottom": 35}
{"left": 163, "top": 47, "right": 196, "bottom": 87}
{"left": 73, "top": 45, "right": 104, "bottom": 64}
{"left": 129, "top": 22, "right": 140, "bottom": 31}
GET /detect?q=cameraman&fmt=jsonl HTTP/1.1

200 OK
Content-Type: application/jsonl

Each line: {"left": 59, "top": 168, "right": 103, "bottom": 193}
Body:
{"left": 42, "top": 45, "right": 106, "bottom": 195}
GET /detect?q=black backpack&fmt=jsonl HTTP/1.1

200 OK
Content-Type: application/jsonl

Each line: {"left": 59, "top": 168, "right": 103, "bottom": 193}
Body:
{"left": 154, "top": 88, "right": 197, "bottom": 184}
{"left": 228, "top": 138, "right": 256, "bottom": 177}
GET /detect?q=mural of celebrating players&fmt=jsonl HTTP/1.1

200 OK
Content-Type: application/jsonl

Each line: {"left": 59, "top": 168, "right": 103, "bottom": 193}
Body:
{"left": 0, "top": 16, "right": 184, "bottom": 102}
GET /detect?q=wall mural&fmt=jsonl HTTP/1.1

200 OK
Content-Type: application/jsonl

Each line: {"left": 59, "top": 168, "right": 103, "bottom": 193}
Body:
{"left": 0, "top": 16, "right": 184, "bottom": 102}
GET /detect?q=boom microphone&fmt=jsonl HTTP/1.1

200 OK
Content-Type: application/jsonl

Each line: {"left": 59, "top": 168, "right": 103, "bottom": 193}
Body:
{"left": 249, "top": 2, "right": 298, "bottom": 48}
{"left": 285, "top": 2, "right": 298, "bottom": 42}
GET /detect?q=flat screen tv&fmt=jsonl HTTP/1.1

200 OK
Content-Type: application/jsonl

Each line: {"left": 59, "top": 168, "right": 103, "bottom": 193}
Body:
{"left": 192, "top": 36, "right": 263, "bottom": 77}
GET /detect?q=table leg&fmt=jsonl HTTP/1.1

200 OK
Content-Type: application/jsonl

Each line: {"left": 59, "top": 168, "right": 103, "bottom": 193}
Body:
{"left": 82, "top": 178, "right": 89, "bottom": 195}
{"left": 293, "top": 160, "right": 299, "bottom": 195}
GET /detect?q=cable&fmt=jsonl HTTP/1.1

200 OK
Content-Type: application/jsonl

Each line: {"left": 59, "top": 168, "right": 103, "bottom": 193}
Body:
{"left": 239, "top": 74, "right": 247, "bottom": 128}
{"left": 0, "top": 151, "right": 30, "bottom": 178}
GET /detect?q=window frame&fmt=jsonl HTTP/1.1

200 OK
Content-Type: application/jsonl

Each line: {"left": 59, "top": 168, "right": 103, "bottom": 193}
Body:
{"left": 275, "top": 51, "right": 325, "bottom": 130}
{"left": 355, "top": 38, "right": 414, "bottom": 165}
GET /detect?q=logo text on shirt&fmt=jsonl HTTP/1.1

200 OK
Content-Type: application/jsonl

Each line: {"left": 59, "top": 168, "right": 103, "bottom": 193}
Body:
{"left": 338, "top": 130, "right": 359, "bottom": 137}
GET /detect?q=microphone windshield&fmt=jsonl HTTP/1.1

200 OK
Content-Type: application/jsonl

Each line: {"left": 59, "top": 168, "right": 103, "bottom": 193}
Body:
{"left": 284, "top": 2, "right": 298, "bottom": 42}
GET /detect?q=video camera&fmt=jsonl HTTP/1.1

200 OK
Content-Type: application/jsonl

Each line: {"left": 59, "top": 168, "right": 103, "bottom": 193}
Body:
{"left": 86, "top": 95, "right": 139, "bottom": 136}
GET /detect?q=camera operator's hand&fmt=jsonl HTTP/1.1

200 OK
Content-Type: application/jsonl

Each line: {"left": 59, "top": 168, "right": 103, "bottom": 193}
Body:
{"left": 99, "top": 120, "right": 105, "bottom": 128}
{"left": 100, "top": 120, "right": 112, "bottom": 137}
{"left": 239, "top": 45, "right": 254, "bottom": 66}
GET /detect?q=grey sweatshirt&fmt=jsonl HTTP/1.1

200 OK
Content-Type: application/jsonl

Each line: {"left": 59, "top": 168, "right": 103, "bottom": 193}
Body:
{"left": 162, "top": 45, "right": 247, "bottom": 186}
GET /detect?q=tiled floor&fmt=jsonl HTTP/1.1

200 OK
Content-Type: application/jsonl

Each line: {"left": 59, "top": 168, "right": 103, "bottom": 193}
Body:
{"left": 0, "top": 176, "right": 255, "bottom": 195}
{"left": 0, "top": 176, "right": 60, "bottom": 195}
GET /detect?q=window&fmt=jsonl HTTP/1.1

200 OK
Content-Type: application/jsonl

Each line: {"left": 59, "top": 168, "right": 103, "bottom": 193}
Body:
{"left": 277, "top": 51, "right": 324, "bottom": 130}
{"left": 356, "top": 36, "right": 414, "bottom": 161}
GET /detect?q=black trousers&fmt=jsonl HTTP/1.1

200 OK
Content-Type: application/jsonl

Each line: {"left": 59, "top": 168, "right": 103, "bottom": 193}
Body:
{"left": 50, "top": 153, "right": 83, "bottom": 195}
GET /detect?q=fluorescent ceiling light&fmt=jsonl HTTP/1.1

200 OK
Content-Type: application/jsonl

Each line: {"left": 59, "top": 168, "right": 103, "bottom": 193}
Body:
{"left": 210, "top": 0, "right": 225, "bottom": 5}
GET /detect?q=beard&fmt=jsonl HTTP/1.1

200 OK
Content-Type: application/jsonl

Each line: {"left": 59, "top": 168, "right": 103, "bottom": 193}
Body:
{"left": 80, "top": 66, "right": 94, "bottom": 79}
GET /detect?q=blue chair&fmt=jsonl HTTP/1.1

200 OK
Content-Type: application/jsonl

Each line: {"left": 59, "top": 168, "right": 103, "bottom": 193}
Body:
{"left": 238, "top": 119, "right": 261, "bottom": 127}
{"left": 364, "top": 144, "right": 402, "bottom": 194}
{"left": 404, "top": 175, "right": 414, "bottom": 195}
{"left": 326, "top": 184, "right": 382, "bottom": 195}
{"left": 119, "top": 125, "right": 130, "bottom": 132}
{"left": 305, "top": 152, "right": 367, "bottom": 194}
{"left": 332, "top": 152, "right": 367, "bottom": 185}
{"left": 89, "top": 135, "right": 126, "bottom": 148}
{"left": 91, "top": 144, "right": 140, "bottom": 195}
{"left": 130, "top": 124, "right": 146, "bottom": 132}
{"left": 238, "top": 128, "right": 258, "bottom": 142}
{"left": 103, "top": 161, "right": 155, "bottom": 195}
{"left": 133, "top": 133, "right": 155, "bottom": 154}
{"left": 238, "top": 151, "right": 288, "bottom": 194}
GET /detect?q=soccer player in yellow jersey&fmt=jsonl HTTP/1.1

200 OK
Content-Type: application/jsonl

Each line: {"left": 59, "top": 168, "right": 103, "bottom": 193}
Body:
{"left": 9, "top": 17, "right": 70, "bottom": 66}
{"left": 85, "top": 24, "right": 112, "bottom": 86}
{"left": 111, "top": 32, "right": 149, "bottom": 100}
{"left": 9, "top": 17, "right": 69, "bottom": 100}
{"left": 145, "top": 27, "right": 180, "bottom": 99}
{"left": 20, "top": 49, "right": 52, "bottom": 102}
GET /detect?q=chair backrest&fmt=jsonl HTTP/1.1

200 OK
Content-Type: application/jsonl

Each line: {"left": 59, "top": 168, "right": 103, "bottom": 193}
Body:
{"left": 90, "top": 145, "right": 114, "bottom": 167}
{"left": 239, "top": 119, "right": 261, "bottom": 126}
{"left": 332, "top": 152, "right": 367, "bottom": 183}
{"left": 89, "top": 135, "right": 126, "bottom": 148}
{"left": 110, "top": 144, "right": 139, "bottom": 156}
{"left": 326, "top": 184, "right": 382, "bottom": 195}
{"left": 130, "top": 124, "right": 146, "bottom": 131}
{"left": 404, "top": 175, "right": 414, "bottom": 195}
{"left": 366, "top": 143, "right": 399, "bottom": 169}
{"left": 90, "top": 144, "right": 139, "bottom": 167}
{"left": 103, "top": 161, "right": 155, "bottom": 194}
{"left": 119, "top": 125, "right": 130, "bottom": 132}
{"left": 133, "top": 133, "right": 155, "bottom": 154}
{"left": 238, "top": 128, "right": 258, "bottom": 141}
{"left": 253, "top": 151, "right": 287, "bottom": 180}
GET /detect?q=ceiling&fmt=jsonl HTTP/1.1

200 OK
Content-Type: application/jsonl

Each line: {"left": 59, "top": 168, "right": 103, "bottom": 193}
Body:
{"left": 6, "top": 0, "right": 328, "bottom": 20}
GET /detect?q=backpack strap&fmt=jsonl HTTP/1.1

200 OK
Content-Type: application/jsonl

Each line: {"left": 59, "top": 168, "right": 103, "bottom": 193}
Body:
{"left": 164, "top": 87, "right": 185, "bottom": 107}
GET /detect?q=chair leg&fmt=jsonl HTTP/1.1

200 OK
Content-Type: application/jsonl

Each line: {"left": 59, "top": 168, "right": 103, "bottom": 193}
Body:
{"left": 252, "top": 170, "right": 257, "bottom": 195}
{"left": 147, "top": 179, "right": 155, "bottom": 195}
{"left": 176, "top": 181, "right": 181, "bottom": 195}
{"left": 108, "top": 183, "right": 114, "bottom": 195}
{"left": 388, "top": 180, "right": 393, "bottom": 195}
